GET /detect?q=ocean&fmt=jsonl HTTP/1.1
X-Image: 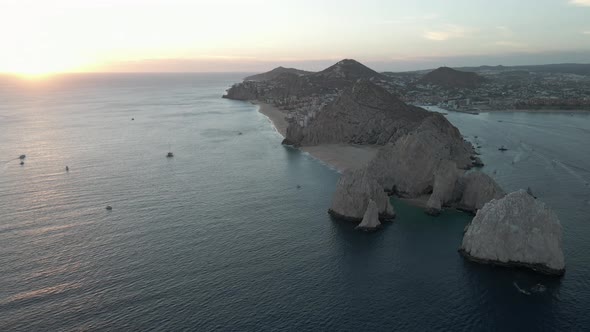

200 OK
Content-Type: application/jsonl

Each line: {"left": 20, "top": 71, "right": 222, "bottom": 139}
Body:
{"left": 1, "top": 73, "right": 589, "bottom": 331}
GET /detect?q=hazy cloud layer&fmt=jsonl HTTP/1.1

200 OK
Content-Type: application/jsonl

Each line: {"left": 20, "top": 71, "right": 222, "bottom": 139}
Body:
{"left": 1, "top": 0, "right": 589, "bottom": 74}
{"left": 423, "top": 25, "right": 469, "bottom": 41}
{"left": 570, "top": 0, "right": 590, "bottom": 6}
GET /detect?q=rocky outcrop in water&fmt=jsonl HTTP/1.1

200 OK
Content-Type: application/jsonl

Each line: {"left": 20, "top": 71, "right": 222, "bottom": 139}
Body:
{"left": 455, "top": 172, "right": 505, "bottom": 213}
{"left": 460, "top": 190, "right": 565, "bottom": 276}
{"left": 328, "top": 168, "right": 395, "bottom": 222}
{"left": 222, "top": 81, "right": 259, "bottom": 100}
{"left": 355, "top": 199, "right": 381, "bottom": 231}
{"left": 426, "top": 160, "right": 462, "bottom": 215}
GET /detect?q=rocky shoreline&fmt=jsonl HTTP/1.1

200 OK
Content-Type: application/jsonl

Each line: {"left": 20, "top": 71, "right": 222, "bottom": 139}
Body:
{"left": 223, "top": 59, "right": 566, "bottom": 276}
{"left": 458, "top": 249, "right": 565, "bottom": 276}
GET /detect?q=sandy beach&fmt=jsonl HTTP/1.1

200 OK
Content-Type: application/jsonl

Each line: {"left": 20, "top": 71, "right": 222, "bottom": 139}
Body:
{"left": 254, "top": 101, "right": 379, "bottom": 172}
{"left": 302, "top": 144, "right": 380, "bottom": 172}
{"left": 253, "top": 101, "right": 289, "bottom": 137}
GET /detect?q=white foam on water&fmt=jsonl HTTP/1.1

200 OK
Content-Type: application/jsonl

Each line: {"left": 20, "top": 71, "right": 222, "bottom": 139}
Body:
{"left": 513, "top": 282, "right": 531, "bottom": 295}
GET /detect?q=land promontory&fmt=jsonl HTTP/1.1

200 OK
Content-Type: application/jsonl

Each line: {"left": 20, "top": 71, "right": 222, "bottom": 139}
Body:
{"left": 223, "top": 59, "right": 565, "bottom": 275}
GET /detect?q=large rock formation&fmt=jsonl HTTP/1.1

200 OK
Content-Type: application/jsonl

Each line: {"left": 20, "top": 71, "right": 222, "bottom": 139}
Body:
{"left": 355, "top": 199, "right": 381, "bottom": 231}
{"left": 367, "top": 114, "right": 475, "bottom": 197}
{"left": 328, "top": 168, "right": 395, "bottom": 222}
{"left": 426, "top": 160, "right": 463, "bottom": 215}
{"left": 460, "top": 190, "right": 565, "bottom": 276}
{"left": 454, "top": 172, "right": 505, "bottom": 213}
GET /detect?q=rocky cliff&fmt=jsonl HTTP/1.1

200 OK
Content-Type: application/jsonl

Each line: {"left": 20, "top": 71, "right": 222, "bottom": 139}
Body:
{"left": 356, "top": 199, "right": 382, "bottom": 231}
{"left": 366, "top": 113, "right": 475, "bottom": 198}
{"left": 222, "top": 81, "right": 259, "bottom": 100}
{"left": 426, "top": 160, "right": 462, "bottom": 215}
{"left": 455, "top": 172, "right": 505, "bottom": 213}
{"left": 460, "top": 190, "right": 565, "bottom": 276}
{"left": 328, "top": 168, "right": 395, "bottom": 222}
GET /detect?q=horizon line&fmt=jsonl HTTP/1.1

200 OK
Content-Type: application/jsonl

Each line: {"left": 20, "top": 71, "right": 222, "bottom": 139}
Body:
{"left": 2, "top": 61, "right": 590, "bottom": 77}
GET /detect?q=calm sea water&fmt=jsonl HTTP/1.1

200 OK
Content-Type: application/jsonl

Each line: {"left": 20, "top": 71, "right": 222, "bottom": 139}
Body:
{"left": 1, "top": 74, "right": 589, "bottom": 331}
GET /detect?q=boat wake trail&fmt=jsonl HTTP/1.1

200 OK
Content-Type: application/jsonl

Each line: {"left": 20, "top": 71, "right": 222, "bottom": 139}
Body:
{"left": 513, "top": 282, "right": 531, "bottom": 295}
{"left": 0, "top": 158, "right": 20, "bottom": 172}
{"left": 552, "top": 159, "right": 590, "bottom": 185}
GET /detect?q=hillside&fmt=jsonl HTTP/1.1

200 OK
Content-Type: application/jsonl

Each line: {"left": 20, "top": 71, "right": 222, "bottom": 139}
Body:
{"left": 244, "top": 66, "right": 313, "bottom": 81}
{"left": 418, "top": 67, "right": 484, "bottom": 89}
{"left": 312, "top": 59, "right": 386, "bottom": 81}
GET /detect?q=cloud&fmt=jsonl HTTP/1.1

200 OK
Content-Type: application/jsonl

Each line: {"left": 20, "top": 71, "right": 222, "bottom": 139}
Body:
{"left": 494, "top": 41, "right": 529, "bottom": 49}
{"left": 377, "top": 13, "right": 439, "bottom": 25}
{"left": 584, "top": 31, "right": 590, "bottom": 35}
{"left": 569, "top": 0, "right": 590, "bottom": 6}
{"left": 496, "top": 26, "right": 513, "bottom": 37}
{"left": 423, "top": 24, "right": 468, "bottom": 41}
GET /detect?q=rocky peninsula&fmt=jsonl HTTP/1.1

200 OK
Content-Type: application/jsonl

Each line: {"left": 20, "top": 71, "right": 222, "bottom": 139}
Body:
{"left": 224, "top": 59, "right": 565, "bottom": 275}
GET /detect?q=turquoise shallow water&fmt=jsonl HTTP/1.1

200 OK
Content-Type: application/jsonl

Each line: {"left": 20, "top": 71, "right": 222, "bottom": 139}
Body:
{"left": 0, "top": 74, "right": 589, "bottom": 331}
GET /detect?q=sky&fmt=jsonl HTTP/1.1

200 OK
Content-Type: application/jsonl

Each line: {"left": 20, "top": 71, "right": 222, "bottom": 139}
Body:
{"left": 1, "top": 0, "right": 589, "bottom": 75}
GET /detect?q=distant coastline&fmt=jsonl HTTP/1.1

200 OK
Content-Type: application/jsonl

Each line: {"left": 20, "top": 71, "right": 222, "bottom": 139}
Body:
{"left": 420, "top": 105, "right": 590, "bottom": 116}
{"left": 478, "top": 108, "right": 590, "bottom": 113}
{"left": 448, "top": 108, "right": 590, "bottom": 114}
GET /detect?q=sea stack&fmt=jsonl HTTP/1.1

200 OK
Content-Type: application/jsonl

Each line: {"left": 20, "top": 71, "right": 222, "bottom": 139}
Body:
{"left": 328, "top": 168, "right": 395, "bottom": 222}
{"left": 460, "top": 190, "right": 565, "bottom": 276}
{"left": 355, "top": 199, "right": 381, "bottom": 231}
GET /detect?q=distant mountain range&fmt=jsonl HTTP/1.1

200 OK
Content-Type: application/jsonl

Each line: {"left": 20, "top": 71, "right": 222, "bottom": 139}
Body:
{"left": 388, "top": 63, "right": 590, "bottom": 76}
{"left": 457, "top": 63, "right": 590, "bottom": 75}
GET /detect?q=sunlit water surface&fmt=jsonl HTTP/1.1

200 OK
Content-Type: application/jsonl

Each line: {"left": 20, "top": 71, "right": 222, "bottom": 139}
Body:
{"left": 1, "top": 74, "right": 589, "bottom": 331}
